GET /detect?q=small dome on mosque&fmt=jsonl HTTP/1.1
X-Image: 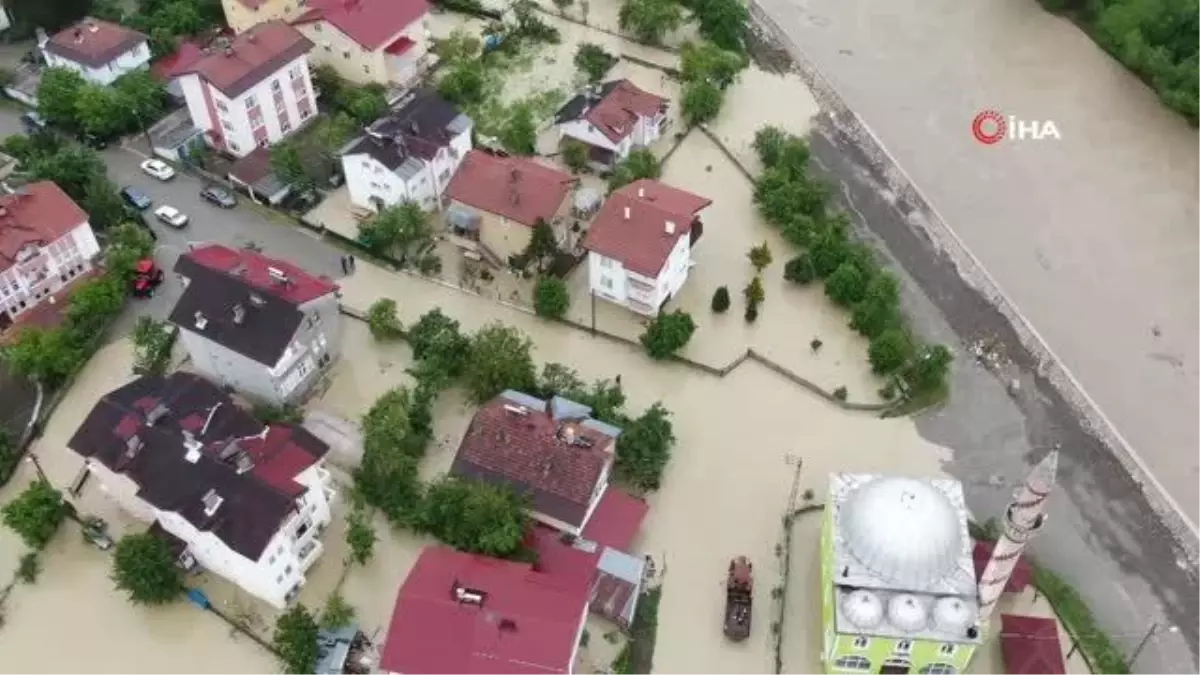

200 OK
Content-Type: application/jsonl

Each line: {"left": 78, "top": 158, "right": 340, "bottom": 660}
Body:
{"left": 887, "top": 593, "right": 928, "bottom": 632}
{"left": 841, "top": 590, "right": 884, "bottom": 628}
{"left": 841, "top": 476, "right": 964, "bottom": 588}
{"left": 933, "top": 596, "right": 975, "bottom": 634}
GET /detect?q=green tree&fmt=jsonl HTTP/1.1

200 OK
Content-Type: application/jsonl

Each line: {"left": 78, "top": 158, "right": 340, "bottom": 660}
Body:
{"left": 65, "top": 275, "right": 125, "bottom": 336}
{"left": 338, "top": 85, "right": 388, "bottom": 125}
{"left": 132, "top": 316, "right": 174, "bottom": 375}
{"left": 36, "top": 67, "right": 86, "bottom": 129}
{"left": 431, "top": 28, "right": 482, "bottom": 64}
{"left": 355, "top": 444, "right": 423, "bottom": 526}
{"left": 608, "top": 148, "right": 661, "bottom": 191}
{"left": 0, "top": 429, "right": 18, "bottom": 485}
{"left": 6, "top": 0, "right": 92, "bottom": 35}
{"left": 269, "top": 141, "right": 312, "bottom": 193}
{"left": 825, "top": 260, "right": 871, "bottom": 307}
{"left": 111, "top": 532, "right": 184, "bottom": 605}
{"left": 419, "top": 476, "right": 530, "bottom": 558}
{"left": 17, "top": 551, "right": 41, "bottom": 583}
{"left": 537, "top": 361, "right": 587, "bottom": 399}
{"left": 618, "top": 0, "right": 684, "bottom": 44}
{"left": 868, "top": 327, "right": 914, "bottom": 376}
{"left": 104, "top": 222, "right": 155, "bottom": 280}
{"left": 345, "top": 507, "right": 377, "bottom": 565}
{"left": 500, "top": 102, "right": 538, "bottom": 155}
{"left": 367, "top": 298, "right": 404, "bottom": 340}
{"left": 2, "top": 327, "right": 83, "bottom": 385}
{"left": 639, "top": 310, "right": 696, "bottom": 359}
{"left": 561, "top": 139, "right": 590, "bottom": 173}
{"left": 114, "top": 70, "right": 168, "bottom": 129}
{"left": 574, "top": 43, "right": 617, "bottom": 82}
{"left": 362, "top": 387, "right": 414, "bottom": 458}
{"left": 82, "top": 174, "right": 133, "bottom": 231}
{"left": 523, "top": 219, "right": 560, "bottom": 271}
{"left": 903, "top": 344, "right": 953, "bottom": 394}
{"left": 743, "top": 275, "right": 765, "bottom": 306}
{"left": 74, "top": 85, "right": 125, "bottom": 138}
{"left": 808, "top": 220, "right": 851, "bottom": 278}
{"left": 464, "top": 323, "right": 537, "bottom": 402}
{"left": 147, "top": 27, "right": 179, "bottom": 59}
{"left": 681, "top": 80, "right": 724, "bottom": 126}
{"left": 747, "top": 242, "right": 772, "bottom": 271}
{"left": 753, "top": 126, "right": 812, "bottom": 178}
{"left": 689, "top": 0, "right": 750, "bottom": 52}
{"left": 534, "top": 277, "right": 571, "bottom": 319}
{"left": 783, "top": 253, "right": 816, "bottom": 285}
{"left": 2, "top": 480, "right": 67, "bottom": 550}
{"left": 408, "top": 309, "right": 471, "bottom": 381}
{"left": 438, "top": 61, "right": 487, "bottom": 106}
{"left": 752, "top": 169, "right": 828, "bottom": 228}
{"left": 711, "top": 285, "right": 731, "bottom": 312}
{"left": 27, "top": 144, "right": 106, "bottom": 202}
{"left": 357, "top": 202, "right": 431, "bottom": 264}
{"left": 321, "top": 593, "right": 356, "bottom": 629}
{"left": 744, "top": 301, "right": 758, "bottom": 323}
{"left": 850, "top": 272, "right": 901, "bottom": 339}
{"left": 680, "top": 40, "right": 745, "bottom": 88}
{"left": 615, "top": 402, "right": 675, "bottom": 490}
{"left": 274, "top": 604, "right": 321, "bottom": 675}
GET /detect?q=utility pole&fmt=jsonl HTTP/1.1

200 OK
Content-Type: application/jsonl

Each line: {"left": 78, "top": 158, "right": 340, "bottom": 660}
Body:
{"left": 590, "top": 291, "right": 596, "bottom": 334}
{"left": 785, "top": 453, "right": 802, "bottom": 515}
{"left": 26, "top": 453, "right": 48, "bottom": 483}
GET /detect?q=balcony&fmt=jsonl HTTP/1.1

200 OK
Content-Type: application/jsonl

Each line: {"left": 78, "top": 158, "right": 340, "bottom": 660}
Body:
{"left": 297, "top": 538, "right": 323, "bottom": 572}
{"left": 627, "top": 274, "right": 655, "bottom": 292}
{"left": 627, "top": 297, "right": 656, "bottom": 315}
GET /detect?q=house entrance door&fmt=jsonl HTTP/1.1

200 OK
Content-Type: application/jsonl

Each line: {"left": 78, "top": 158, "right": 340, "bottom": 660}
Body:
{"left": 881, "top": 658, "right": 912, "bottom": 674}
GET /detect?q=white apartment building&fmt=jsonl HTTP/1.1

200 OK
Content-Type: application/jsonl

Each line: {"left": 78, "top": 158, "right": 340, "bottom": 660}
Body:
{"left": 177, "top": 21, "right": 317, "bottom": 158}
{"left": 582, "top": 179, "right": 711, "bottom": 316}
{"left": 340, "top": 88, "right": 473, "bottom": 213}
{"left": 551, "top": 79, "right": 669, "bottom": 168}
{"left": 0, "top": 181, "right": 100, "bottom": 334}
{"left": 38, "top": 17, "right": 150, "bottom": 86}
{"left": 69, "top": 371, "right": 336, "bottom": 608}
{"left": 168, "top": 243, "right": 343, "bottom": 406}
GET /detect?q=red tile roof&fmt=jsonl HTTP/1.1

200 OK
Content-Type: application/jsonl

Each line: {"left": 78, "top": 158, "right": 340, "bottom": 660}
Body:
{"left": 972, "top": 539, "right": 1033, "bottom": 593}
{"left": 182, "top": 22, "right": 313, "bottom": 98}
{"left": 580, "top": 487, "right": 648, "bottom": 551}
{"left": 446, "top": 151, "right": 574, "bottom": 228}
{"left": 384, "top": 35, "right": 416, "bottom": 55}
{"left": 585, "top": 80, "right": 667, "bottom": 143}
{"left": 380, "top": 545, "right": 589, "bottom": 674}
{"left": 0, "top": 181, "right": 88, "bottom": 273}
{"left": 451, "top": 395, "right": 616, "bottom": 529}
{"left": 583, "top": 179, "right": 711, "bottom": 278}
{"left": 44, "top": 17, "right": 147, "bottom": 69}
{"left": 151, "top": 40, "right": 205, "bottom": 81}
{"left": 292, "top": 0, "right": 428, "bottom": 51}
{"left": 183, "top": 243, "right": 338, "bottom": 305}
{"left": 236, "top": 425, "right": 323, "bottom": 497}
{"left": 999, "top": 614, "right": 1066, "bottom": 674}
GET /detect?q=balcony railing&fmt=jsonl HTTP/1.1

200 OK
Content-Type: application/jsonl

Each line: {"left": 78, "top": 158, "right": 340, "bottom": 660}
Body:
{"left": 297, "top": 539, "right": 323, "bottom": 572}
{"left": 627, "top": 274, "right": 655, "bottom": 292}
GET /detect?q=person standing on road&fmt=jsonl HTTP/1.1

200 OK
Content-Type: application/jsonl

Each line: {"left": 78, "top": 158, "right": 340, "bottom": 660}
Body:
{"left": 340, "top": 255, "right": 348, "bottom": 274}
{"left": 348, "top": 255, "right": 356, "bottom": 272}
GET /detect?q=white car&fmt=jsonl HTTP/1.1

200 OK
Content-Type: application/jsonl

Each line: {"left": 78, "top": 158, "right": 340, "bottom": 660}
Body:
{"left": 154, "top": 205, "right": 189, "bottom": 228}
{"left": 140, "top": 159, "right": 176, "bottom": 181}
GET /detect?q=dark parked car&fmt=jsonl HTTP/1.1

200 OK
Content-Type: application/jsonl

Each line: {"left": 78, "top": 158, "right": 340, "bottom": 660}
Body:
{"left": 20, "top": 111, "right": 47, "bottom": 133}
{"left": 200, "top": 185, "right": 237, "bottom": 208}
{"left": 78, "top": 132, "right": 108, "bottom": 149}
{"left": 120, "top": 186, "right": 152, "bottom": 210}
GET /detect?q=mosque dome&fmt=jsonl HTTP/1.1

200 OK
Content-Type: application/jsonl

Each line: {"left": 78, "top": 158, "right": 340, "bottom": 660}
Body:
{"left": 887, "top": 593, "right": 928, "bottom": 632}
{"left": 841, "top": 476, "right": 964, "bottom": 588}
{"left": 933, "top": 596, "right": 975, "bottom": 634}
{"left": 841, "top": 590, "right": 884, "bottom": 629}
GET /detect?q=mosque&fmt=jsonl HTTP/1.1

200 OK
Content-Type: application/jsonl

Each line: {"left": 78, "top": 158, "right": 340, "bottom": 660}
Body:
{"left": 819, "top": 453, "right": 1058, "bottom": 674}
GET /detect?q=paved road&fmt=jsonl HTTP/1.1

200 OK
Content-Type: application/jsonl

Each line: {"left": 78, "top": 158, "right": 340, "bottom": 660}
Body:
{"left": 0, "top": 108, "right": 347, "bottom": 336}
{"left": 745, "top": 1, "right": 1199, "bottom": 671}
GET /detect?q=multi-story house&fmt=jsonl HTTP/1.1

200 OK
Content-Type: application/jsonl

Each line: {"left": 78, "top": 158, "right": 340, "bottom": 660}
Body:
{"left": 380, "top": 545, "right": 591, "bottom": 674}
{"left": 168, "top": 244, "right": 342, "bottom": 406}
{"left": 68, "top": 371, "right": 336, "bottom": 608}
{"left": 0, "top": 181, "right": 100, "bottom": 333}
{"left": 583, "top": 179, "right": 711, "bottom": 316}
{"left": 443, "top": 150, "right": 575, "bottom": 264}
{"left": 221, "top": 0, "right": 303, "bottom": 35}
{"left": 38, "top": 17, "right": 150, "bottom": 86}
{"left": 291, "top": 0, "right": 433, "bottom": 89}
{"left": 551, "top": 79, "right": 669, "bottom": 169}
{"left": 340, "top": 88, "right": 472, "bottom": 214}
{"left": 177, "top": 21, "right": 317, "bottom": 158}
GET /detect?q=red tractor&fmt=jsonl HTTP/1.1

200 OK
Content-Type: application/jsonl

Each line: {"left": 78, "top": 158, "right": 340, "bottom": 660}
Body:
{"left": 132, "top": 259, "right": 165, "bottom": 298}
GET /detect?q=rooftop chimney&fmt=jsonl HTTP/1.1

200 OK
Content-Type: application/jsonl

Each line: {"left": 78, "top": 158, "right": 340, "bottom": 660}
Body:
{"left": 561, "top": 425, "right": 576, "bottom": 445}
{"left": 509, "top": 168, "right": 520, "bottom": 183}
{"left": 194, "top": 311, "right": 208, "bottom": 329}
{"left": 454, "top": 586, "right": 485, "bottom": 605}
{"left": 638, "top": 185, "right": 645, "bottom": 198}
{"left": 503, "top": 404, "right": 529, "bottom": 416}
{"left": 87, "top": 19, "right": 99, "bottom": 32}
{"left": 73, "top": 29, "right": 83, "bottom": 43}
{"left": 624, "top": 206, "right": 631, "bottom": 220}
{"left": 665, "top": 220, "right": 675, "bottom": 235}
{"left": 268, "top": 266, "right": 290, "bottom": 285}
{"left": 232, "top": 303, "right": 246, "bottom": 325}
{"left": 202, "top": 488, "right": 224, "bottom": 517}
{"left": 145, "top": 403, "right": 170, "bottom": 426}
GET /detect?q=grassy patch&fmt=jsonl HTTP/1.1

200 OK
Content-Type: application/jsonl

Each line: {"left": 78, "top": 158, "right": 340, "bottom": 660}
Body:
{"left": 1033, "top": 567, "right": 1130, "bottom": 674}
{"left": 879, "top": 381, "right": 947, "bottom": 418}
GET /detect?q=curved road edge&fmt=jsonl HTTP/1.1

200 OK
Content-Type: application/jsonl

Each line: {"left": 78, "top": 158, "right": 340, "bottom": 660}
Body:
{"left": 743, "top": 0, "right": 1199, "bottom": 558}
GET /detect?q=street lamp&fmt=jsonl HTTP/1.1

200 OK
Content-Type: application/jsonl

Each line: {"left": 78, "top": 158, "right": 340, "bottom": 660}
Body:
{"left": 26, "top": 453, "right": 48, "bottom": 483}
{"left": 1130, "top": 623, "right": 1180, "bottom": 668}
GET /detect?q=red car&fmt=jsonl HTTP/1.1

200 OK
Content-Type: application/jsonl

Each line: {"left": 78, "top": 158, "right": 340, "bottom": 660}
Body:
{"left": 132, "top": 259, "right": 165, "bottom": 298}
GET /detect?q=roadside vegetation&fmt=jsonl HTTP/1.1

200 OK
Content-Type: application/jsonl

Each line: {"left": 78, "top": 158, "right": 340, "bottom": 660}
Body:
{"left": 111, "top": 532, "right": 185, "bottom": 605}
{"left": 37, "top": 67, "right": 168, "bottom": 142}
{"left": 1, "top": 479, "right": 68, "bottom": 550}
{"left": 752, "top": 126, "right": 952, "bottom": 405}
{"left": 1036, "top": 0, "right": 1197, "bottom": 125}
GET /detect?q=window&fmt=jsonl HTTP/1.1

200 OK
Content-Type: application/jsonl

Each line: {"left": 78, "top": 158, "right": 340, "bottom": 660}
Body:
{"left": 281, "top": 118, "right": 292, "bottom": 134}
{"left": 852, "top": 637, "right": 870, "bottom": 650}
{"left": 245, "top": 94, "right": 258, "bottom": 108}
{"left": 284, "top": 564, "right": 293, "bottom": 575}
{"left": 939, "top": 644, "right": 956, "bottom": 656}
{"left": 290, "top": 65, "right": 303, "bottom": 81}
{"left": 271, "top": 79, "right": 282, "bottom": 92}
{"left": 275, "top": 574, "right": 283, "bottom": 584}
{"left": 257, "top": 136, "right": 269, "bottom": 148}
{"left": 268, "top": 555, "right": 276, "bottom": 565}
{"left": 342, "top": 50, "right": 351, "bottom": 60}
{"left": 363, "top": 64, "right": 370, "bottom": 74}
{"left": 313, "top": 23, "right": 322, "bottom": 31}
{"left": 834, "top": 655, "right": 870, "bottom": 672}
{"left": 221, "top": 120, "right": 234, "bottom": 131}
{"left": 918, "top": 665, "right": 957, "bottom": 675}
{"left": 323, "top": 44, "right": 331, "bottom": 52}
{"left": 600, "top": 276, "right": 613, "bottom": 289}
{"left": 896, "top": 640, "right": 913, "bottom": 655}
{"left": 228, "top": 141, "right": 240, "bottom": 152}
{"left": 216, "top": 100, "right": 228, "bottom": 112}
